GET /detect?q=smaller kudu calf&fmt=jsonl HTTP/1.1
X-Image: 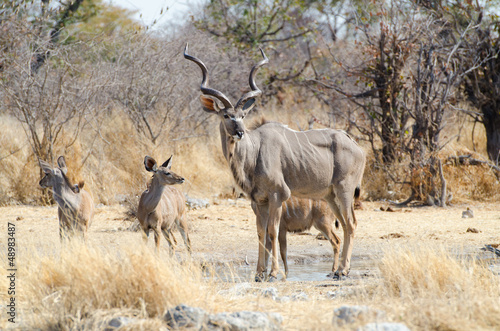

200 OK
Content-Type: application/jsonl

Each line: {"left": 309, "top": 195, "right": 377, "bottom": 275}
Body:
{"left": 39, "top": 156, "right": 94, "bottom": 241}
{"left": 137, "top": 155, "right": 191, "bottom": 254}
{"left": 252, "top": 197, "right": 340, "bottom": 279}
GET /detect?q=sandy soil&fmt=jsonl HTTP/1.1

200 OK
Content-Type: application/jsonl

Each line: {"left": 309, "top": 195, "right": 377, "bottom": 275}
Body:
{"left": 1, "top": 199, "right": 499, "bottom": 280}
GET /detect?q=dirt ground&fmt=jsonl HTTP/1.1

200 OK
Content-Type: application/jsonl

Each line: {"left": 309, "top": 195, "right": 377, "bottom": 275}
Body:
{"left": 1, "top": 199, "right": 499, "bottom": 279}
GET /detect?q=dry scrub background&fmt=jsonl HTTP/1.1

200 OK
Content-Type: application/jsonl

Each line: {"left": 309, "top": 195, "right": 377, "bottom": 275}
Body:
{"left": 0, "top": 101, "right": 499, "bottom": 206}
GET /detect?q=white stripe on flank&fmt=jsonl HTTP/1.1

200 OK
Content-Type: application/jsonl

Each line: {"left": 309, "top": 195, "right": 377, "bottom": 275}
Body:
{"left": 285, "top": 201, "right": 290, "bottom": 217}
{"left": 293, "top": 131, "right": 304, "bottom": 156}
{"left": 321, "top": 130, "right": 332, "bottom": 166}
{"left": 282, "top": 131, "right": 293, "bottom": 155}
{"left": 290, "top": 198, "right": 296, "bottom": 217}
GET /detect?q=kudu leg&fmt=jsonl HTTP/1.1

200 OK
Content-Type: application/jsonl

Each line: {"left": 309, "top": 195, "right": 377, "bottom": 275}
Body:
{"left": 141, "top": 228, "right": 149, "bottom": 245}
{"left": 329, "top": 192, "right": 357, "bottom": 277}
{"left": 161, "top": 229, "right": 176, "bottom": 255}
{"left": 254, "top": 204, "right": 269, "bottom": 282}
{"left": 278, "top": 227, "right": 288, "bottom": 277}
{"left": 264, "top": 232, "right": 272, "bottom": 271}
{"left": 338, "top": 204, "right": 357, "bottom": 276}
{"left": 326, "top": 197, "right": 349, "bottom": 278}
{"left": 153, "top": 228, "right": 161, "bottom": 253}
{"left": 267, "top": 202, "right": 283, "bottom": 281}
{"left": 314, "top": 216, "right": 341, "bottom": 277}
{"left": 58, "top": 209, "right": 69, "bottom": 242}
{"left": 177, "top": 217, "right": 192, "bottom": 254}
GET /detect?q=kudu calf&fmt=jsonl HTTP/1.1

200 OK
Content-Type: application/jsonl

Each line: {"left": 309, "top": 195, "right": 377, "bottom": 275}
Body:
{"left": 185, "top": 44, "right": 365, "bottom": 281}
{"left": 137, "top": 155, "right": 191, "bottom": 254}
{"left": 252, "top": 197, "right": 340, "bottom": 278}
{"left": 39, "top": 156, "right": 94, "bottom": 241}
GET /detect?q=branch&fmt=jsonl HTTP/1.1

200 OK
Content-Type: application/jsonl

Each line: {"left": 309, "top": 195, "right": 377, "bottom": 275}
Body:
{"left": 30, "top": 0, "right": 85, "bottom": 74}
{"left": 261, "top": 29, "right": 311, "bottom": 43}
{"left": 270, "top": 60, "right": 309, "bottom": 82}
{"left": 447, "top": 154, "right": 500, "bottom": 175}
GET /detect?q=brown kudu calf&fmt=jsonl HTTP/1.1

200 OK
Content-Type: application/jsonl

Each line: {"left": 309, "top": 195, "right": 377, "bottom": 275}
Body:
{"left": 252, "top": 197, "right": 340, "bottom": 279}
{"left": 39, "top": 156, "right": 94, "bottom": 241}
{"left": 185, "top": 44, "right": 365, "bottom": 281}
{"left": 137, "top": 155, "right": 191, "bottom": 254}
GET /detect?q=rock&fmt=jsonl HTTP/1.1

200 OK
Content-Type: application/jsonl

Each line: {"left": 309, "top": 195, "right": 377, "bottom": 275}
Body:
{"left": 326, "top": 288, "right": 352, "bottom": 299}
{"left": 262, "top": 287, "right": 278, "bottom": 299}
{"left": 186, "top": 197, "right": 210, "bottom": 210}
{"left": 164, "top": 304, "right": 283, "bottom": 330}
{"left": 104, "top": 316, "right": 135, "bottom": 330}
{"left": 219, "top": 282, "right": 253, "bottom": 297}
{"left": 164, "top": 304, "right": 208, "bottom": 329}
{"left": 276, "top": 296, "right": 291, "bottom": 303}
{"left": 357, "top": 322, "right": 412, "bottom": 331}
{"left": 333, "top": 305, "right": 386, "bottom": 326}
{"left": 209, "top": 311, "right": 283, "bottom": 330}
{"left": 291, "top": 292, "right": 309, "bottom": 301}
{"left": 462, "top": 208, "right": 474, "bottom": 218}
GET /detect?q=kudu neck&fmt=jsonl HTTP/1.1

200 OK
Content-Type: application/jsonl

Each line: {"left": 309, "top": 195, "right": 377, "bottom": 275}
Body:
{"left": 52, "top": 182, "right": 81, "bottom": 210}
{"left": 219, "top": 122, "right": 257, "bottom": 194}
{"left": 143, "top": 175, "right": 169, "bottom": 211}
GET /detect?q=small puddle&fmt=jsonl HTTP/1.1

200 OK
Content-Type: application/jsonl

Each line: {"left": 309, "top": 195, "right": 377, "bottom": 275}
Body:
{"left": 204, "top": 252, "right": 499, "bottom": 283}
{"left": 205, "top": 256, "right": 376, "bottom": 282}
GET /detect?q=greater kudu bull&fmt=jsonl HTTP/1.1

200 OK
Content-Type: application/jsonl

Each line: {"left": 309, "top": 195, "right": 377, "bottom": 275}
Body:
{"left": 184, "top": 44, "right": 365, "bottom": 281}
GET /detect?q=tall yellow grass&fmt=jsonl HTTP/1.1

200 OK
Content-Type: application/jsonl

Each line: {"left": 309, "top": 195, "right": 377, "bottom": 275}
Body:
{"left": 0, "top": 242, "right": 205, "bottom": 330}
{"left": 377, "top": 244, "right": 500, "bottom": 330}
{"left": 1, "top": 240, "right": 498, "bottom": 330}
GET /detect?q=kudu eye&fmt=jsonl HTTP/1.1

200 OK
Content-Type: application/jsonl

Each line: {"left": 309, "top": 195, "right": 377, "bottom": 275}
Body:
{"left": 223, "top": 114, "right": 230, "bottom": 119}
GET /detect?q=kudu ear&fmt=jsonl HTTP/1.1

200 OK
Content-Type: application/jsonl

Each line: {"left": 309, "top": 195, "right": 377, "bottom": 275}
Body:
{"left": 241, "top": 98, "right": 256, "bottom": 113}
{"left": 57, "top": 156, "right": 68, "bottom": 175}
{"left": 200, "top": 95, "right": 220, "bottom": 114}
{"left": 144, "top": 156, "right": 158, "bottom": 173}
{"left": 161, "top": 155, "right": 173, "bottom": 169}
{"left": 39, "top": 160, "right": 53, "bottom": 174}
{"left": 74, "top": 181, "right": 85, "bottom": 193}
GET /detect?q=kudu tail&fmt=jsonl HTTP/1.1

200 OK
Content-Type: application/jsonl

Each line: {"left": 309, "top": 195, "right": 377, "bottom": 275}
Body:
{"left": 354, "top": 185, "right": 361, "bottom": 200}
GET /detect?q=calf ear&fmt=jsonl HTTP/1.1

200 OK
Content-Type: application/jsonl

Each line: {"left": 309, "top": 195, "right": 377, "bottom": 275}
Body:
{"left": 57, "top": 156, "right": 68, "bottom": 175}
{"left": 144, "top": 156, "right": 157, "bottom": 172}
{"left": 161, "top": 155, "right": 173, "bottom": 169}
{"left": 39, "top": 160, "right": 53, "bottom": 174}
{"left": 73, "top": 181, "right": 85, "bottom": 193}
{"left": 200, "top": 96, "right": 219, "bottom": 114}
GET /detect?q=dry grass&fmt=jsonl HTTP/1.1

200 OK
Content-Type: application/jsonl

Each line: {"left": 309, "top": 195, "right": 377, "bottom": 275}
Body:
{"left": 0, "top": 241, "right": 206, "bottom": 330}
{"left": 376, "top": 244, "right": 500, "bottom": 330}
{"left": 1, "top": 239, "right": 498, "bottom": 330}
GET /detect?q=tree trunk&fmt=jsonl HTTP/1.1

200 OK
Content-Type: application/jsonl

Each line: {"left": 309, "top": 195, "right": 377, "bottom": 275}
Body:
{"left": 483, "top": 107, "right": 500, "bottom": 165}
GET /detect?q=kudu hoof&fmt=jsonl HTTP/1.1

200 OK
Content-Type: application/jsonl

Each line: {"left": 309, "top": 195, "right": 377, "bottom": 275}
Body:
{"left": 255, "top": 273, "right": 266, "bottom": 282}
{"left": 328, "top": 272, "right": 348, "bottom": 281}
{"left": 267, "top": 275, "right": 278, "bottom": 283}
